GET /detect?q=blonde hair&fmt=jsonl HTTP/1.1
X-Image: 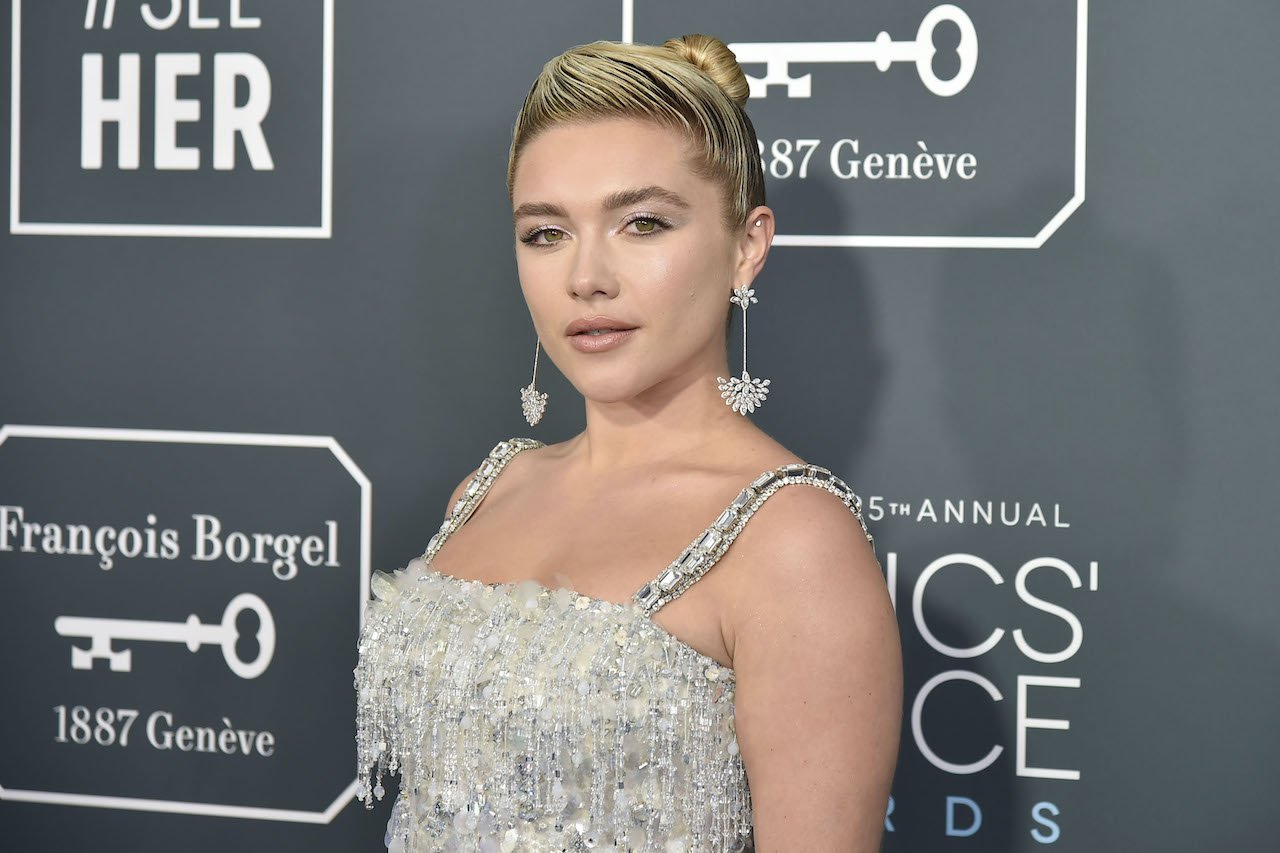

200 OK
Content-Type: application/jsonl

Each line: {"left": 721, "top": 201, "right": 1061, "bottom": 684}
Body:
{"left": 506, "top": 35, "right": 766, "bottom": 229}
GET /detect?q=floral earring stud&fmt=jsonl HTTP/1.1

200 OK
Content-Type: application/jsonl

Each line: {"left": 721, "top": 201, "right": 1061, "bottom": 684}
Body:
{"left": 716, "top": 284, "right": 771, "bottom": 414}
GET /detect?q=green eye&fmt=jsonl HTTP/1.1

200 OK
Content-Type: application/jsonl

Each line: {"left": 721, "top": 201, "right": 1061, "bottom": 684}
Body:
{"left": 522, "top": 227, "right": 564, "bottom": 244}
{"left": 630, "top": 216, "right": 671, "bottom": 235}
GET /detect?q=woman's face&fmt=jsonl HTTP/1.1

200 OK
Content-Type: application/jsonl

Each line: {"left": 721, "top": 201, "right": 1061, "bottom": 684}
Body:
{"left": 511, "top": 116, "right": 756, "bottom": 409}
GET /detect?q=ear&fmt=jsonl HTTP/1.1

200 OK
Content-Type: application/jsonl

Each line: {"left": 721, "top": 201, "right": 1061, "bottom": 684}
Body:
{"left": 734, "top": 205, "right": 775, "bottom": 287}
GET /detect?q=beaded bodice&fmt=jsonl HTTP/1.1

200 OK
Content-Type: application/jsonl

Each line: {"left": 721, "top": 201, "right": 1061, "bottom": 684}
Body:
{"left": 354, "top": 438, "right": 875, "bottom": 852}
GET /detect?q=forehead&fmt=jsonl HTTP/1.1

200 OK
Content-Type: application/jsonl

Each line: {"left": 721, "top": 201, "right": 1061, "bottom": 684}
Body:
{"left": 513, "top": 117, "right": 713, "bottom": 204}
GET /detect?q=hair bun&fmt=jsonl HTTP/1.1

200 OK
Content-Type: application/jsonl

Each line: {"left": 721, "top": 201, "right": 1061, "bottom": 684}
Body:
{"left": 662, "top": 34, "right": 750, "bottom": 108}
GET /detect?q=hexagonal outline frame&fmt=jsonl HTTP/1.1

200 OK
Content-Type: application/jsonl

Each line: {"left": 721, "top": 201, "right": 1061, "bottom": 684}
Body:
{"left": 0, "top": 423, "right": 370, "bottom": 823}
{"left": 8, "top": 0, "right": 335, "bottom": 239}
{"left": 620, "top": 0, "right": 1088, "bottom": 249}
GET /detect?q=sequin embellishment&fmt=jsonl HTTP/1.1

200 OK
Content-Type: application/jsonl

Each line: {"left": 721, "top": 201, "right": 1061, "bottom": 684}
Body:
{"left": 355, "top": 438, "right": 875, "bottom": 852}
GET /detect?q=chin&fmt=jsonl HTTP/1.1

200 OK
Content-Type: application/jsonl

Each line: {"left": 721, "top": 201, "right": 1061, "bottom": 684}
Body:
{"left": 565, "top": 374, "right": 652, "bottom": 406}
{"left": 575, "top": 387, "right": 643, "bottom": 406}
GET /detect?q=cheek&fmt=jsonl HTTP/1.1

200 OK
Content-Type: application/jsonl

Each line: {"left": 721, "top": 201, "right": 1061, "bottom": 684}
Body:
{"left": 515, "top": 256, "right": 555, "bottom": 311}
{"left": 643, "top": 277, "right": 723, "bottom": 341}
{"left": 679, "top": 254, "right": 730, "bottom": 315}
{"left": 671, "top": 257, "right": 727, "bottom": 320}
{"left": 514, "top": 251, "right": 539, "bottom": 288}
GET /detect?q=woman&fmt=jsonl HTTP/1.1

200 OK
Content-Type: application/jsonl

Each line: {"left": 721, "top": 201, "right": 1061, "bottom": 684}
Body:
{"left": 356, "top": 34, "right": 902, "bottom": 853}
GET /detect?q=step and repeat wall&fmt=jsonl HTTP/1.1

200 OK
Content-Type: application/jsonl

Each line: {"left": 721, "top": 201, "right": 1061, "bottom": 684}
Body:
{"left": 2, "top": 2, "right": 1275, "bottom": 851}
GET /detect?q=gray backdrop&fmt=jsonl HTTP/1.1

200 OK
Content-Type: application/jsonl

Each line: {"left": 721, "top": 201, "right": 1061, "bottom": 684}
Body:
{"left": 2, "top": 1, "right": 1276, "bottom": 851}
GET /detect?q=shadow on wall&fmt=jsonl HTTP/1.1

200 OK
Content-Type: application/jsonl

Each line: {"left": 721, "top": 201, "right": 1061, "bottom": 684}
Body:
{"left": 883, "top": 179, "right": 1191, "bottom": 851}
{"left": 886, "top": 605, "right": 1017, "bottom": 851}
{"left": 893, "top": 179, "right": 1278, "bottom": 850}
{"left": 749, "top": 176, "right": 886, "bottom": 477}
{"left": 936, "top": 180, "right": 1188, "bottom": 528}
{"left": 743, "top": 176, "right": 1011, "bottom": 849}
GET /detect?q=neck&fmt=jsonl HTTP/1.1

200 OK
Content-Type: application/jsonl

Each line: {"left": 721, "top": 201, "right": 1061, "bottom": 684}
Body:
{"left": 565, "top": 361, "right": 755, "bottom": 475}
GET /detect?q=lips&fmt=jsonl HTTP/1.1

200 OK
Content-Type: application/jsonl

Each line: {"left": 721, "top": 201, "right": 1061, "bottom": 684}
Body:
{"left": 564, "top": 315, "right": 638, "bottom": 337}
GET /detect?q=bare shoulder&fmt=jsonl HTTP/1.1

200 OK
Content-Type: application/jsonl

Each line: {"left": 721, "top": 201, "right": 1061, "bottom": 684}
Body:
{"left": 725, "top": 478, "right": 902, "bottom": 849}
{"left": 721, "top": 479, "right": 890, "bottom": 686}
{"left": 728, "top": 477, "right": 883, "bottom": 612}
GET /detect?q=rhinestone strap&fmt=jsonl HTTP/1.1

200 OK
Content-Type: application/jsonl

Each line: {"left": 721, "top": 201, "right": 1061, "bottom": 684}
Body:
{"left": 425, "top": 442, "right": 875, "bottom": 623}
{"left": 633, "top": 462, "right": 875, "bottom": 615}
{"left": 422, "top": 437, "right": 545, "bottom": 562}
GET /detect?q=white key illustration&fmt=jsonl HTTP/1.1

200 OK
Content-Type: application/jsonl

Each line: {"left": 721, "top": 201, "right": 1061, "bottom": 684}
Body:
{"left": 729, "top": 4, "right": 978, "bottom": 99}
{"left": 54, "top": 593, "right": 276, "bottom": 680}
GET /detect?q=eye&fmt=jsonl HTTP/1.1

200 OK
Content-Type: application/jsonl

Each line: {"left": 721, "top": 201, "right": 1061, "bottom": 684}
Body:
{"left": 519, "top": 226, "right": 567, "bottom": 246}
{"left": 625, "top": 214, "right": 673, "bottom": 236}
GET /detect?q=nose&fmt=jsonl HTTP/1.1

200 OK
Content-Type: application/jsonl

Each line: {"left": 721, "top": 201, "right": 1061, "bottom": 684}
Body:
{"left": 567, "top": 234, "right": 620, "bottom": 301}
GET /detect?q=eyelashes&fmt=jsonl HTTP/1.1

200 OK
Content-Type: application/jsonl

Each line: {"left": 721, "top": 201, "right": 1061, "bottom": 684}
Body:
{"left": 517, "top": 225, "right": 565, "bottom": 246}
{"left": 517, "top": 214, "right": 675, "bottom": 246}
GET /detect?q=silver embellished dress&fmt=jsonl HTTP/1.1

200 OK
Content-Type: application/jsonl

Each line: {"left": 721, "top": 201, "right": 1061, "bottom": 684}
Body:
{"left": 354, "top": 438, "right": 875, "bottom": 852}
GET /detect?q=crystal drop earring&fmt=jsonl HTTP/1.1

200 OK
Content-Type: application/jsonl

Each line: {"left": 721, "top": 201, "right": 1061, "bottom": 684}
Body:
{"left": 716, "top": 278, "right": 771, "bottom": 415}
{"left": 519, "top": 338, "right": 549, "bottom": 426}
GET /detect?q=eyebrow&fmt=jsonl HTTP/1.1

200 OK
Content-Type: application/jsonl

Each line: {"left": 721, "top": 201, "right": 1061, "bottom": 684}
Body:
{"left": 512, "top": 185, "right": 692, "bottom": 221}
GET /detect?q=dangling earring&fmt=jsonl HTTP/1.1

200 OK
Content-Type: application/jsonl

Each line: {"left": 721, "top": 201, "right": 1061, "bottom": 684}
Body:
{"left": 519, "top": 338, "right": 549, "bottom": 426}
{"left": 716, "top": 279, "right": 771, "bottom": 415}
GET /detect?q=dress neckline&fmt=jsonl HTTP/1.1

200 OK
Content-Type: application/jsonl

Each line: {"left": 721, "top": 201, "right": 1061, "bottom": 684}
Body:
{"left": 415, "top": 565, "right": 737, "bottom": 678}
{"left": 419, "top": 438, "right": 867, "bottom": 680}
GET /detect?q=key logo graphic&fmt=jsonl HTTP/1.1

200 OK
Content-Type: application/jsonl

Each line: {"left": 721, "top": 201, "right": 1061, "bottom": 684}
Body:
{"left": 55, "top": 593, "right": 276, "bottom": 679}
{"left": 623, "top": 0, "right": 1088, "bottom": 248}
{"left": 731, "top": 5, "right": 979, "bottom": 99}
{"left": 0, "top": 424, "right": 369, "bottom": 822}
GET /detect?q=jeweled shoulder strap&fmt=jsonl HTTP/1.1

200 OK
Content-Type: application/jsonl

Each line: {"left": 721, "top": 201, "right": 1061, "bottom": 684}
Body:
{"left": 422, "top": 437, "right": 544, "bottom": 562}
{"left": 633, "top": 462, "right": 875, "bottom": 615}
